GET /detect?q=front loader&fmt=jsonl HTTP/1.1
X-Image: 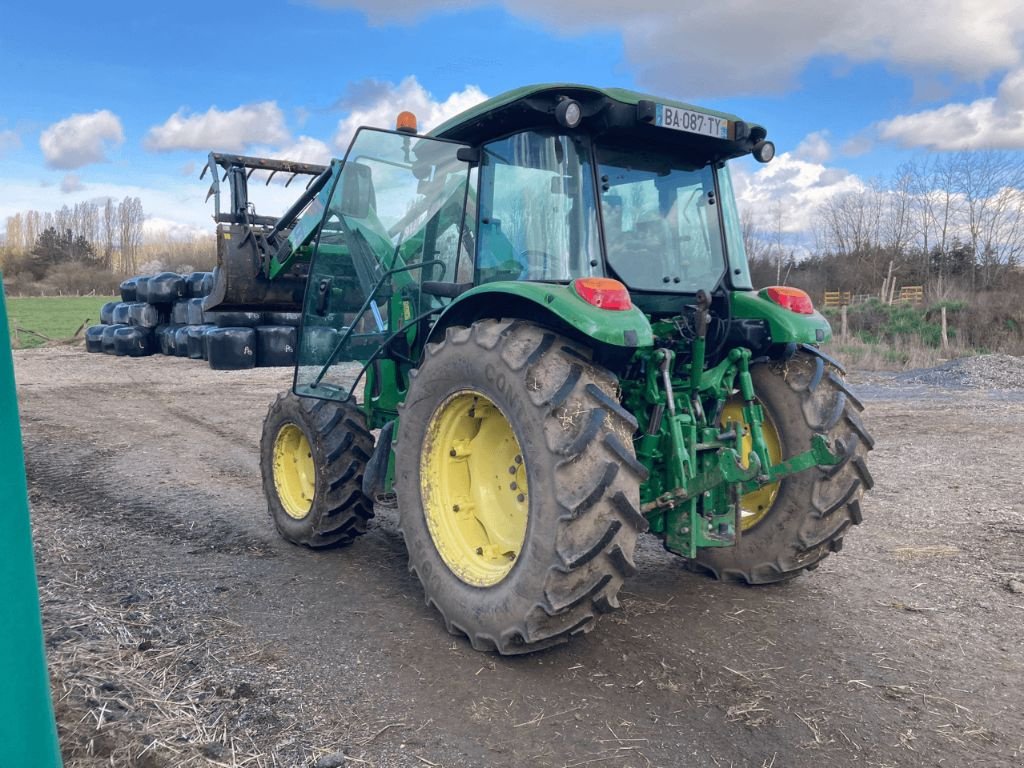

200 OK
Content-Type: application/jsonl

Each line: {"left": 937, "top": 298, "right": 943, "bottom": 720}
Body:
{"left": 204, "top": 85, "right": 873, "bottom": 654}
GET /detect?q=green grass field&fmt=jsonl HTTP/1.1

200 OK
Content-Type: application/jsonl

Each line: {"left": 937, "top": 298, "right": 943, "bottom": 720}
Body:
{"left": 5, "top": 296, "right": 116, "bottom": 349}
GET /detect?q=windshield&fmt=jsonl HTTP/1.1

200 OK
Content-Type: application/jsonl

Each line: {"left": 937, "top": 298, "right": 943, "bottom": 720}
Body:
{"left": 596, "top": 146, "right": 726, "bottom": 293}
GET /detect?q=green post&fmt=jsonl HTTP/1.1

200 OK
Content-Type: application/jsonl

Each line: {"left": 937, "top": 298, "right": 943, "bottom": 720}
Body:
{"left": 0, "top": 275, "right": 63, "bottom": 766}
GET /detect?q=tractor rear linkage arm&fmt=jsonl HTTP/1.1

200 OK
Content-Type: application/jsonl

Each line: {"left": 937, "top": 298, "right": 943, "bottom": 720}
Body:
{"left": 639, "top": 334, "right": 844, "bottom": 559}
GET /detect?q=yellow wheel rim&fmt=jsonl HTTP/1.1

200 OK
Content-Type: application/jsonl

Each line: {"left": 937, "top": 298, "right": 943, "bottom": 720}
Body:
{"left": 421, "top": 390, "right": 529, "bottom": 587}
{"left": 721, "top": 398, "right": 783, "bottom": 531}
{"left": 273, "top": 423, "right": 316, "bottom": 520}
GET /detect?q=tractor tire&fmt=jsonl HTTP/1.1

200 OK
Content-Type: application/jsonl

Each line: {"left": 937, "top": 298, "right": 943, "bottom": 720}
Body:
{"left": 260, "top": 391, "right": 375, "bottom": 548}
{"left": 691, "top": 351, "right": 874, "bottom": 584}
{"left": 395, "top": 319, "right": 647, "bottom": 655}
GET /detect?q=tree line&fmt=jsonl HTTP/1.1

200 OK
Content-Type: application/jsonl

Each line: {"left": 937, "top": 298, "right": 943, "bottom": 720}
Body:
{"left": 744, "top": 150, "right": 1024, "bottom": 300}
{"left": 2, "top": 197, "right": 145, "bottom": 276}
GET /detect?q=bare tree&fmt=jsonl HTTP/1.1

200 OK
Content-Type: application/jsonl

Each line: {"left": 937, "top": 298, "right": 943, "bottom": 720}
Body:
{"left": 118, "top": 196, "right": 145, "bottom": 274}
{"left": 101, "top": 199, "right": 117, "bottom": 270}
{"left": 953, "top": 150, "right": 1024, "bottom": 290}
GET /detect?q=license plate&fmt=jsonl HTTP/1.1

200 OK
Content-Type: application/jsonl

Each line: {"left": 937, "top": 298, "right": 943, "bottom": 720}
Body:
{"left": 655, "top": 104, "right": 729, "bottom": 140}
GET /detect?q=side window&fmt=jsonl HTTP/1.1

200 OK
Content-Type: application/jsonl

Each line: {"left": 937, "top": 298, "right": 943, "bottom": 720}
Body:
{"left": 477, "top": 132, "right": 601, "bottom": 284}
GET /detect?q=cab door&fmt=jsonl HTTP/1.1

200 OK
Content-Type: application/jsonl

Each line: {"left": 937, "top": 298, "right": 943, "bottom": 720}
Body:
{"left": 294, "top": 128, "right": 474, "bottom": 404}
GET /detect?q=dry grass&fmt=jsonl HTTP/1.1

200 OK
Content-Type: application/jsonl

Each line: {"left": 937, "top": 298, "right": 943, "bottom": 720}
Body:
{"left": 825, "top": 336, "right": 967, "bottom": 371}
{"left": 36, "top": 513, "right": 355, "bottom": 768}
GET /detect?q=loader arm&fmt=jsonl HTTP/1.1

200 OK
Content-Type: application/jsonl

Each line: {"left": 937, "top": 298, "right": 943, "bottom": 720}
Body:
{"left": 201, "top": 153, "right": 336, "bottom": 312}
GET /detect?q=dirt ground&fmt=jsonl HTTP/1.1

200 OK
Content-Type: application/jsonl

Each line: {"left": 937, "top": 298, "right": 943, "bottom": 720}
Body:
{"left": 15, "top": 347, "right": 1024, "bottom": 768}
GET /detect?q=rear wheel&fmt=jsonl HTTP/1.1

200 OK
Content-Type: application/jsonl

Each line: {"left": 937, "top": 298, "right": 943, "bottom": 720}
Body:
{"left": 395, "top": 319, "right": 648, "bottom": 654}
{"left": 692, "top": 351, "right": 874, "bottom": 583}
{"left": 260, "top": 391, "right": 375, "bottom": 548}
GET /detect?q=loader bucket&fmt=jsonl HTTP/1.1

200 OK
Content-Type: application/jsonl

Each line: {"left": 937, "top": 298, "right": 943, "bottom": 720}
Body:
{"left": 201, "top": 152, "right": 333, "bottom": 313}
{"left": 202, "top": 235, "right": 308, "bottom": 313}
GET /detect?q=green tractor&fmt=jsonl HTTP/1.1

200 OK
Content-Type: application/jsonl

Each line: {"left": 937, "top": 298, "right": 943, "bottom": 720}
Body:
{"left": 204, "top": 85, "right": 873, "bottom": 654}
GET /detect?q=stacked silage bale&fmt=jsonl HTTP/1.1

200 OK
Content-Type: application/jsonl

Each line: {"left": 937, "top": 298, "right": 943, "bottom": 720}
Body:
{"left": 85, "top": 271, "right": 300, "bottom": 370}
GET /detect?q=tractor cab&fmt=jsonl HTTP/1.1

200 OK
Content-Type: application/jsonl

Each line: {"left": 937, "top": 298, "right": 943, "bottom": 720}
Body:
{"left": 293, "top": 85, "right": 775, "bottom": 403}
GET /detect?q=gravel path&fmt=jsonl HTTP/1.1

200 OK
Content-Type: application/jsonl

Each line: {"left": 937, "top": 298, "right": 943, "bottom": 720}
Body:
{"left": 16, "top": 347, "right": 1024, "bottom": 768}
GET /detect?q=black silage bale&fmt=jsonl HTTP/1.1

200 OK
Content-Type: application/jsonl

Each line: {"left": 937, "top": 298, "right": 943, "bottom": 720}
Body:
{"left": 174, "top": 326, "right": 191, "bottom": 357}
{"left": 301, "top": 325, "right": 339, "bottom": 366}
{"left": 186, "top": 271, "right": 214, "bottom": 298}
{"left": 206, "top": 327, "right": 257, "bottom": 370}
{"left": 101, "top": 324, "right": 126, "bottom": 354}
{"left": 208, "top": 310, "right": 264, "bottom": 328}
{"left": 99, "top": 301, "right": 119, "bottom": 325}
{"left": 262, "top": 311, "right": 302, "bottom": 327}
{"left": 171, "top": 300, "right": 189, "bottom": 324}
{"left": 128, "top": 302, "right": 162, "bottom": 329}
{"left": 186, "top": 324, "right": 216, "bottom": 359}
{"left": 112, "top": 326, "right": 152, "bottom": 357}
{"left": 119, "top": 278, "right": 138, "bottom": 302}
{"left": 147, "top": 272, "right": 187, "bottom": 305}
{"left": 186, "top": 297, "right": 207, "bottom": 325}
{"left": 111, "top": 303, "right": 132, "bottom": 325}
{"left": 255, "top": 325, "right": 297, "bottom": 367}
{"left": 135, "top": 276, "right": 152, "bottom": 303}
{"left": 85, "top": 325, "right": 105, "bottom": 353}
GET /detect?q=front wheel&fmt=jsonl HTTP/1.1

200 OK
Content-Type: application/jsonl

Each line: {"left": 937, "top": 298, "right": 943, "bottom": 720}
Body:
{"left": 260, "top": 392, "right": 375, "bottom": 548}
{"left": 692, "top": 351, "right": 874, "bottom": 583}
{"left": 395, "top": 320, "right": 648, "bottom": 654}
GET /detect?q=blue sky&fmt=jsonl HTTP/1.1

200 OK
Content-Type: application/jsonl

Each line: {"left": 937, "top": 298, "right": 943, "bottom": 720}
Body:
{"left": 1, "top": 0, "right": 1022, "bottom": 239}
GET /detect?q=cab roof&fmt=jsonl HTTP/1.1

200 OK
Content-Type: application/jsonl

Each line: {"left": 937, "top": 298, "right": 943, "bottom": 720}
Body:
{"left": 429, "top": 83, "right": 767, "bottom": 162}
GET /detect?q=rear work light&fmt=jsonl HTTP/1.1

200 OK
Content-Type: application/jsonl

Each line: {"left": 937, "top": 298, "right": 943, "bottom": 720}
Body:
{"left": 762, "top": 286, "right": 814, "bottom": 314}
{"left": 572, "top": 277, "right": 632, "bottom": 311}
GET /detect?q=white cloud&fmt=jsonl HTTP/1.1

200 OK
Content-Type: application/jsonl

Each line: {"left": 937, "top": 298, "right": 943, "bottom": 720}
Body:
{"left": 794, "top": 131, "right": 832, "bottom": 163}
{"left": 268, "top": 135, "right": 334, "bottom": 165}
{"left": 143, "top": 216, "right": 210, "bottom": 240}
{"left": 732, "top": 153, "right": 865, "bottom": 235}
{"left": 144, "top": 102, "right": 290, "bottom": 152}
{"left": 333, "top": 76, "right": 487, "bottom": 150}
{"left": 310, "top": 0, "right": 1024, "bottom": 97}
{"left": 876, "top": 68, "right": 1024, "bottom": 150}
{"left": 0, "top": 176, "right": 211, "bottom": 234}
{"left": 60, "top": 174, "right": 84, "bottom": 193}
{"left": 39, "top": 110, "right": 125, "bottom": 169}
{"left": 0, "top": 129, "right": 21, "bottom": 156}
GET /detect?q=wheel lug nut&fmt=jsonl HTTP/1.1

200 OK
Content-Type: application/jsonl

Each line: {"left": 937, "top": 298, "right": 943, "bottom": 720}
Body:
{"left": 450, "top": 449, "right": 457, "bottom": 457}
{"left": 514, "top": 455, "right": 522, "bottom": 464}
{"left": 517, "top": 494, "right": 525, "bottom": 503}
{"left": 510, "top": 482, "right": 517, "bottom": 490}
{"left": 508, "top": 466, "right": 516, "bottom": 474}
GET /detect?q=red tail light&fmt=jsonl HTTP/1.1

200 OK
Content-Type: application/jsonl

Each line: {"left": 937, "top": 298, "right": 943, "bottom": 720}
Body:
{"left": 573, "top": 277, "right": 632, "bottom": 311}
{"left": 762, "top": 286, "right": 814, "bottom": 314}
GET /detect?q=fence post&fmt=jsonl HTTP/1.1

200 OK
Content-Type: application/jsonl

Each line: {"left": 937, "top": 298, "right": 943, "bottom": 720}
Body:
{"left": 0, "top": 274, "right": 63, "bottom": 766}
{"left": 941, "top": 306, "right": 949, "bottom": 353}
{"left": 841, "top": 305, "right": 848, "bottom": 342}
